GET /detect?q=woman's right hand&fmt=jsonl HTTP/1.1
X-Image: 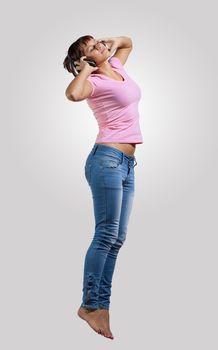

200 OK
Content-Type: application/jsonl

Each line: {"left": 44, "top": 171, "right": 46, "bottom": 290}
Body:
{"left": 73, "top": 56, "right": 98, "bottom": 74}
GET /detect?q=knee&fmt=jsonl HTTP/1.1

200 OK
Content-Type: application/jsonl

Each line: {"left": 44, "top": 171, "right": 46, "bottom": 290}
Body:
{"left": 117, "top": 228, "right": 127, "bottom": 246}
{"left": 114, "top": 237, "right": 126, "bottom": 249}
{"left": 94, "top": 235, "right": 118, "bottom": 249}
{"left": 94, "top": 225, "right": 120, "bottom": 247}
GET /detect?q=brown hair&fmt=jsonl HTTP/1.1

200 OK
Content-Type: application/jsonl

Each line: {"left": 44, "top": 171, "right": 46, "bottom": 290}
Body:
{"left": 63, "top": 35, "right": 94, "bottom": 76}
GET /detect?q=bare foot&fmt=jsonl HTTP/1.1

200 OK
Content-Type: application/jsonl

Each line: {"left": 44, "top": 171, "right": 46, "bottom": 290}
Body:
{"left": 77, "top": 306, "right": 114, "bottom": 339}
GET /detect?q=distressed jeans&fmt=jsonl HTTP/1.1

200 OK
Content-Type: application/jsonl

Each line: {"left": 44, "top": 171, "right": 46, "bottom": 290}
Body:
{"left": 80, "top": 143, "right": 137, "bottom": 310}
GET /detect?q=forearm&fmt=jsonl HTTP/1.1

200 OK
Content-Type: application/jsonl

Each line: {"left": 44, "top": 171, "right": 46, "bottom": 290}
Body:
{"left": 65, "top": 67, "right": 90, "bottom": 98}
{"left": 116, "top": 36, "right": 133, "bottom": 49}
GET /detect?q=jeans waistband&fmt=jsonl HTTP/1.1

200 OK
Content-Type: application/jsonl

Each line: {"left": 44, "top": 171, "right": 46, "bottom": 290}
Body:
{"left": 90, "top": 143, "right": 138, "bottom": 167}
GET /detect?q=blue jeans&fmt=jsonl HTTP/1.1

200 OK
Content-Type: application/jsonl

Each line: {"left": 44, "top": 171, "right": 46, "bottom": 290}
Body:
{"left": 80, "top": 143, "right": 137, "bottom": 310}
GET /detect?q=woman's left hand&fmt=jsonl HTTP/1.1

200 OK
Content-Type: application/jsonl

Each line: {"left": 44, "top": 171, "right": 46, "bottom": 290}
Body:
{"left": 97, "top": 37, "right": 121, "bottom": 54}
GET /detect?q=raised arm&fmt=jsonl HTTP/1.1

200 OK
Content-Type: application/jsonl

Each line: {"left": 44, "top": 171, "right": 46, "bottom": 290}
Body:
{"left": 97, "top": 36, "right": 133, "bottom": 65}
{"left": 65, "top": 56, "right": 98, "bottom": 101}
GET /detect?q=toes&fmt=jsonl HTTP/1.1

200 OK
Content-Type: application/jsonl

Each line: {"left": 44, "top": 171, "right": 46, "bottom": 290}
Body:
{"left": 105, "top": 333, "right": 114, "bottom": 339}
{"left": 100, "top": 329, "right": 113, "bottom": 339}
{"left": 100, "top": 329, "right": 106, "bottom": 337}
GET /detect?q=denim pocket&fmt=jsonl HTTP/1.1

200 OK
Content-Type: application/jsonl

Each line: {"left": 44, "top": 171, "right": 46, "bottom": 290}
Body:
{"left": 95, "top": 156, "right": 121, "bottom": 169}
{"left": 101, "top": 159, "right": 120, "bottom": 168}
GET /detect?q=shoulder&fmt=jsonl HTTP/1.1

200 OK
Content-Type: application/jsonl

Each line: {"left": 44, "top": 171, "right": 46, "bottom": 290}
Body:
{"left": 85, "top": 57, "right": 124, "bottom": 99}
{"left": 86, "top": 74, "right": 104, "bottom": 98}
{"left": 108, "top": 56, "right": 123, "bottom": 69}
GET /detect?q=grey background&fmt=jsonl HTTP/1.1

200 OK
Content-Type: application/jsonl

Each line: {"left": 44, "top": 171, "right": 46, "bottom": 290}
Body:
{"left": 1, "top": 0, "right": 217, "bottom": 348}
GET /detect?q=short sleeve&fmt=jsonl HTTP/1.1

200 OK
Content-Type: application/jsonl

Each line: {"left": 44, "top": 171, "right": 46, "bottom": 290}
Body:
{"left": 86, "top": 75, "right": 100, "bottom": 98}
{"left": 108, "top": 56, "right": 123, "bottom": 69}
{"left": 86, "top": 76, "right": 95, "bottom": 97}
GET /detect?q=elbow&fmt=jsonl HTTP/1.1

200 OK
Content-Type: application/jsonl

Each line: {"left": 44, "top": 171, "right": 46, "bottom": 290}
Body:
{"left": 127, "top": 36, "right": 133, "bottom": 45}
{"left": 128, "top": 38, "right": 133, "bottom": 50}
{"left": 65, "top": 91, "right": 78, "bottom": 101}
{"left": 123, "top": 36, "right": 133, "bottom": 49}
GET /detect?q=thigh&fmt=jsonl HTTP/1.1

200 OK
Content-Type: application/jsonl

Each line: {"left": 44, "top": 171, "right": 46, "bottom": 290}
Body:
{"left": 85, "top": 154, "right": 124, "bottom": 228}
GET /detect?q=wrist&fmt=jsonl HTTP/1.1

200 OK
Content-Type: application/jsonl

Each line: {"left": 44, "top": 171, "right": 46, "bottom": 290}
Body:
{"left": 81, "top": 64, "right": 93, "bottom": 75}
{"left": 76, "top": 67, "right": 92, "bottom": 79}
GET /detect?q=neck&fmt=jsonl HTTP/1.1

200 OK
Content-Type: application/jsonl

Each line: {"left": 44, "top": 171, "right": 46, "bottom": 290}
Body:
{"left": 95, "top": 59, "right": 114, "bottom": 75}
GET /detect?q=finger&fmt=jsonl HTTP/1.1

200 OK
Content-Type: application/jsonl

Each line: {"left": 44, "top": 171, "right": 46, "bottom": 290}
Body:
{"left": 80, "top": 56, "right": 87, "bottom": 61}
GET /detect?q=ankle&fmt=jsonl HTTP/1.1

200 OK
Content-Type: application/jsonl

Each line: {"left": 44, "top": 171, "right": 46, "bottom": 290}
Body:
{"left": 99, "top": 306, "right": 109, "bottom": 311}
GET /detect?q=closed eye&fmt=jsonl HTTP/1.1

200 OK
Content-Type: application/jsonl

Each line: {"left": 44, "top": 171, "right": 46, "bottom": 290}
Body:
{"left": 89, "top": 42, "right": 100, "bottom": 52}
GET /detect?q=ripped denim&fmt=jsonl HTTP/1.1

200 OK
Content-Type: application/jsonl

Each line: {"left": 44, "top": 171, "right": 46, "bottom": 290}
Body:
{"left": 80, "top": 143, "right": 137, "bottom": 310}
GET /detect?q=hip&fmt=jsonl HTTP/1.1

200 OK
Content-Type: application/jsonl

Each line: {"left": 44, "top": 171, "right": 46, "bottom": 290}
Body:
{"left": 95, "top": 142, "right": 136, "bottom": 156}
{"left": 85, "top": 148, "right": 137, "bottom": 187}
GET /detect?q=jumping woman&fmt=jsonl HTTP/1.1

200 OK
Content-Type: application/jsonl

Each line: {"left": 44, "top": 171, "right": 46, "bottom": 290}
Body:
{"left": 63, "top": 35, "right": 143, "bottom": 339}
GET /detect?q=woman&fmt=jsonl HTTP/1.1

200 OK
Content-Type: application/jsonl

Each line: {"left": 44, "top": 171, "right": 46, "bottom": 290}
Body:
{"left": 63, "top": 35, "right": 143, "bottom": 339}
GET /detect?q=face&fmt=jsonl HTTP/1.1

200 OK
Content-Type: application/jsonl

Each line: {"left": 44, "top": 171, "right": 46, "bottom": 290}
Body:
{"left": 82, "top": 38, "right": 109, "bottom": 62}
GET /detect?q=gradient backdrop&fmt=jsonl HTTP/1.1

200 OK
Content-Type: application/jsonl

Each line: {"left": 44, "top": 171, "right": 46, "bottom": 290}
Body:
{"left": 1, "top": 0, "right": 217, "bottom": 349}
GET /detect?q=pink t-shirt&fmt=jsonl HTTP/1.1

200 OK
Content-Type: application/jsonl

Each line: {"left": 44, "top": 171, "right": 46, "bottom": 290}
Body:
{"left": 86, "top": 56, "right": 143, "bottom": 144}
